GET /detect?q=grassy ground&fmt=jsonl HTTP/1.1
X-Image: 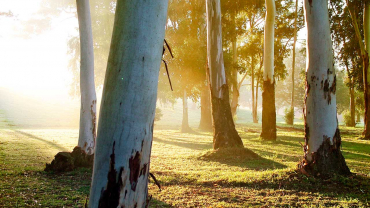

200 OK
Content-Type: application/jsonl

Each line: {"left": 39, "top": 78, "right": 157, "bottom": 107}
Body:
{"left": 0, "top": 114, "right": 369, "bottom": 207}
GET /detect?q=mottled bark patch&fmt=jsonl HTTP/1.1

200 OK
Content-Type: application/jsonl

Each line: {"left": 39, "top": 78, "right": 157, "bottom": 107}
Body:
{"left": 98, "top": 142, "right": 124, "bottom": 208}
{"left": 211, "top": 84, "right": 243, "bottom": 149}
{"left": 299, "top": 129, "right": 351, "bottom": 178}
{"left": 129, "top": 151, "right": 141, "bottom": 191}
{"left": 89, "top": 99, "right": 97, "bottom": 154}
{"left": 261, "top": 80, "right": 276, "bottom": 141}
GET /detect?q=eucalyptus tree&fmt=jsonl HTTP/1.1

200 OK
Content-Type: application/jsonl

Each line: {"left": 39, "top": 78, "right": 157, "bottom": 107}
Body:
{"left": 261, "top": 0, "right": 276, "bottom": 141}
{"left": 345, "top": 0, "right": 370, "bottom": 137}
{"left": 76, "top": 0, "right": 97, "bottom": 154}
{"left": 206, "top": 0, "right": 243, "bottom": 149}
{"left": 88, "top": 0, "right": 169, "bottom": 207}
{"left": 300, "top": 0, "right": 350, "bottom": 177}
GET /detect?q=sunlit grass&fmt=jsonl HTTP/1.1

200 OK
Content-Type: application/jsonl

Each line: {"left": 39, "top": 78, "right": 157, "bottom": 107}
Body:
{"left": 0, "top": 113, "right": 369, "bottom": 207}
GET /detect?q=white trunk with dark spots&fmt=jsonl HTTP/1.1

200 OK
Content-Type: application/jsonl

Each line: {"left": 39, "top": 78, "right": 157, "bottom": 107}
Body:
{"left": 88, "top": 1, "right": 168, "bottom": 207}
{"left": 263, "top": 0, "right": 275, "bottom": 83}
{"left": 206, "top": 0, "right": 243, "bottom": 149}
{"left": 77, "top": 0, "right": 97, "bottom": 155}
{"left": 304, "top": 0, "right": 337, "bottom": 161}
{"left": 206, "top": 0, "right": 226, "bottom": 98}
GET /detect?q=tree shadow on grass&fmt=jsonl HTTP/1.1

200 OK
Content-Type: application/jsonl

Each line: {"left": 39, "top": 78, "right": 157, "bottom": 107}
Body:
{"left": 13, "top": 130, "right": 69, "bottom": 152}
{"left": 153, "top": 137, "right": 212, "bottom": 150}
{"left": 197, "top": 148, "right": 287, "bottom": 170}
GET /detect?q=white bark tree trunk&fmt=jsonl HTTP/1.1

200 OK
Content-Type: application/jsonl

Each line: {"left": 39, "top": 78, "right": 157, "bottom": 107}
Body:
{"left": 263, "top": 0, "right": 275, "bottom": 83}
{"left": 206, "top": 0, "right": 226, "bottom": 98}
{"left": 88, "top": 1, "right": 169, "bottom": 207}
{"left": 301, "top": 0, "right": 350, "bottom": 177}
{"left": 206, "top": 0, "right": 243, "bottom": 149}
{"left": 76, "top": 0, "right": 97, "bottom": 155}
{"left": 261, "top": 0, "right": 277, "bottom": 140}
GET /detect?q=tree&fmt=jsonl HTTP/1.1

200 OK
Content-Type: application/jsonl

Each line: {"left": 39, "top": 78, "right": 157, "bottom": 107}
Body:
{"left": 261, "top": 0, "right": 276, "bottom": 141}
{"left": 206, "top": 0, "right": 243, "bottom": 149}
{"left": 88, "top": 0, "right": 169, "bottom": 207}
{"left": 345, "top": 0, "right": 370, "bottom": 137}
{"left": 289, "top": 0, "right": 299, "bottom": 125}
{"left": 76, "top": 0, "right": 97, "bottom": 155}
{"left": 300, "top": 0, "right": 350, "bottom": 177}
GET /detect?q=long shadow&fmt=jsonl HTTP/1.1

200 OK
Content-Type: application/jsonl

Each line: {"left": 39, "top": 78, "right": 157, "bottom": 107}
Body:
{"left": 13, "top": 130, "right": 69, "bottom": 152}
{"left": 153, "top": 137, "right": 212, "bottom": 150}
{"left": 197, "top": 149, "right": 287, "bottom": 170}
{"left": 152, "top": 170, "right": 370, "bottom": 206}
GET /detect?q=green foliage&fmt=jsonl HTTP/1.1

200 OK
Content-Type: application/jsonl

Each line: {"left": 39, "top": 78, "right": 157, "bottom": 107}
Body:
{"left": 284, "top": 108, "right": 294, "bottom": 125}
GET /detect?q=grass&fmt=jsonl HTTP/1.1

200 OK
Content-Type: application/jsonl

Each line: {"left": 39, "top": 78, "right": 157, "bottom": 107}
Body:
{"left": 0, "top": 116, "right": 370, "bottom": 207}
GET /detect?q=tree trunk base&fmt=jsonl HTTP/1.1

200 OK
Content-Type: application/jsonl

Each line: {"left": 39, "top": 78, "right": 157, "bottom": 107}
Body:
{"left": 299, "top": 129, "right": 351, "bottom": 178}
{"left": 45, "top": 146, "right": 94, "bottom": 172}
{"left": 261, "top": 80, "right": 276, "bottom": 141}
{"left": 211, "top": 85, "right": 243, "bottom": 149}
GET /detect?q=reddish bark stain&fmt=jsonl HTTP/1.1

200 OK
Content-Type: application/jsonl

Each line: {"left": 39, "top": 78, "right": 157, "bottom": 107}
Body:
{"left": 129, "top": 151, "right": 141, "bottom": 191}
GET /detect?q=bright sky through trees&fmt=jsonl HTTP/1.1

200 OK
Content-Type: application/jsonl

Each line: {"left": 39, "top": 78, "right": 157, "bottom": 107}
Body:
{"left": 0, "top": 0, "right": 77, "bottom": 98}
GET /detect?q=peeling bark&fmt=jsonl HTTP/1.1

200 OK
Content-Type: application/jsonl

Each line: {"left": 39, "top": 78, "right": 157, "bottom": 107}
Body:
{"left": 206, "top": 0, "right": 243, "bottom": 149}
{"left": 300, "top": 0, "right": 350, "bottom": 177}
{"left": 300, "top": 129, "right": 351, "bottom": 178}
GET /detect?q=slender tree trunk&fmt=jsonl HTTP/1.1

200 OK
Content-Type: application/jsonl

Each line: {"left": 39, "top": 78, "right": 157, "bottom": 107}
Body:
{"left": 181, "top": 90, "right": 191, "bottom": 132}
{"left": 88, "top": 1, "right": 169, "bottom": 207}
{"left": 77, "top": 0, "right": 97, "bottom": 155}
{"left": 350, "top": 86, "right": 356, "bottom": 127}
{"left": 290, "top": 0, "right": 298, "bottom": 125}
{"left": 364, "top": 2, "right": 370, "bottom": 138}
{"left": 251, "top": 57, "right": 258, "bottom": 123}
{"left": 347, "top": 0, "right": 370, "bottom": 138}
{"left": 230, "top": 12, "right": 239, "bottom": 117}
{"left": 261, "top": 0, "right": 277, "bottom": 141}
{"left": 199, "top": 85, "right": 213, "bottom": 131}
{"left": 300, "top": 0, "right": 350, "bottom": 177}
{"left": 206, "top": 0, "right": 243, "bottom": 150}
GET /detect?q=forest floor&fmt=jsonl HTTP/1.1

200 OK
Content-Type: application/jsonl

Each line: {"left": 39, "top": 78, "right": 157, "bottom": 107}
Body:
{"left": 0, "top": 116, "right": 370, "bottom": 207}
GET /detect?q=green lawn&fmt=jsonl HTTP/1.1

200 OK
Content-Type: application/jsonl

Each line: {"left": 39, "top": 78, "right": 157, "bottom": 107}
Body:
{"left": 0, "top": 119, "right": 369, "bottom": 207}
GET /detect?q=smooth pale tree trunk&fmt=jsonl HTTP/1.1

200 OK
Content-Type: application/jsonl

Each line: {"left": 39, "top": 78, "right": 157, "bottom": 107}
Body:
{"left": 290, "top": 0, "right": 298, "bottom": 125}
{"left": 300, "top": 0, "right": 350, "bottom": 177}
{"left": 206, "top": 0, "right": 243, "bottom": 149}
{"left": 181, "top": 90, "right": 191, "bottom": 132}
{"left": 88, "top": 1, "right": 169, "bottom": 207}
{"left": 199, "top": 85, "right": 213, "bottom": 131}
{"left": 261, "top": 0, "right": 277, "bottom": 141}
{"left": 76, "top": 0, "right": 97, "bottom": 155}
{"left": 350, "top": 86, "right": 356, "bottom": 126}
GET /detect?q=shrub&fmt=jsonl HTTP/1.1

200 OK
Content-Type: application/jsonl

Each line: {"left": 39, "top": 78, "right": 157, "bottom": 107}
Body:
{"left": 343, "top": 110, "right": 355, "bottom": 127}
{"left": 284, "top": 108, "right": 294, "bottom": 125}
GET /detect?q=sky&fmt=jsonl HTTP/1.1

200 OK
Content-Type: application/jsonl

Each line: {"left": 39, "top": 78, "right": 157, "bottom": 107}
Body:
{"left": 0, "top": 0, "right": 78, "bottom": 99}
